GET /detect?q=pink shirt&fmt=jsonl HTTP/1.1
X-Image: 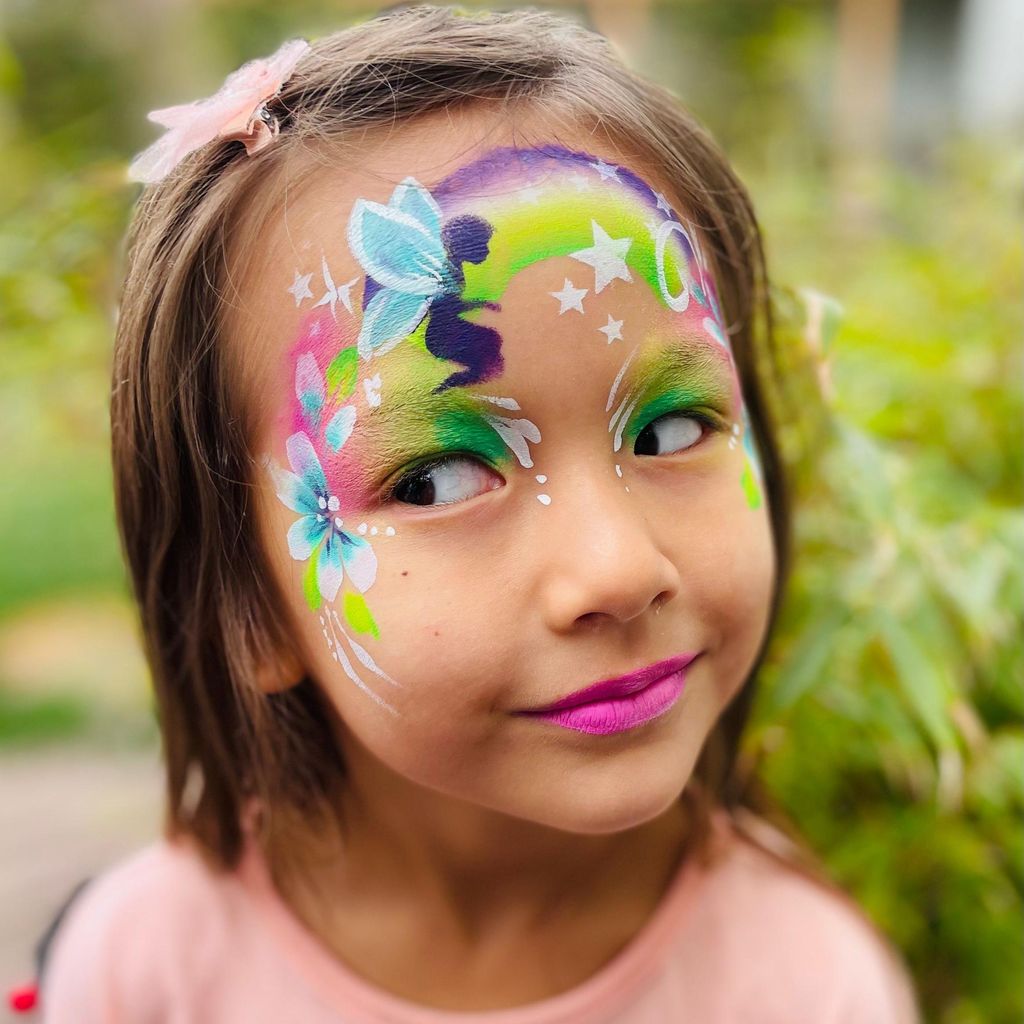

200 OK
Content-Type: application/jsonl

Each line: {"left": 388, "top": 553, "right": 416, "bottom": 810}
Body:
{"left": 40, "top": 808, "right": 920, "bottom": 1023}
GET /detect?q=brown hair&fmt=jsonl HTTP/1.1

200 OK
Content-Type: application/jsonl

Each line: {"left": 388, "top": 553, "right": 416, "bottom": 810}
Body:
{"left": 111, "top": 3, "right": 915, "bottom": 1006}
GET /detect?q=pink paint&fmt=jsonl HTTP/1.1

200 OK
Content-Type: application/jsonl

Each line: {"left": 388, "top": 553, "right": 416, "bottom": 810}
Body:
{"left": 514, "top": 653, "right": 698, "bottom": 735}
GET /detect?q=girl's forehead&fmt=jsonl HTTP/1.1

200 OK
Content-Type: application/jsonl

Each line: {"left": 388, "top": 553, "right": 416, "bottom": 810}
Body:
{"left": 241, "top": 141, "right": 734, "bottom": 438}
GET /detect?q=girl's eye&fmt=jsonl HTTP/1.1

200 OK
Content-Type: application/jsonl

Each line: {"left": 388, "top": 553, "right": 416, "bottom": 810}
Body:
{"left": 633, "top": 413, "right": 706, "bottom": 457}
{"left": 390, "top": 455, "right": 503, "bottom": 507}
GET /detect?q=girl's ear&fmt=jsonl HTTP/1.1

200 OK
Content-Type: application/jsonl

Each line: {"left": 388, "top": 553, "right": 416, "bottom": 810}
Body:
{"left": 253, "top": 641, "right": 306, "bottom": 694}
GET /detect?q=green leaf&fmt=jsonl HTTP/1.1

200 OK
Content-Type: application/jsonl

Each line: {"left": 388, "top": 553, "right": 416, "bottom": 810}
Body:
{"left": 325, "top": 347, "right": 358, "bottom": 400}
{"left": 343, "top": 591, "right": 379, "bottom": 638}
{"left": 877, "top": 613, "right": 958, "bottom": 754}
{"left": 302, "top": 547, "right": 321, "bottom": 611}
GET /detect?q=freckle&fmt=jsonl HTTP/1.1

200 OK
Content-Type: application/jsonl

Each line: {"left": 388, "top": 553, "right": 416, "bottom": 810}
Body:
{"left": 535, "top": 474, "right": 547, "bottom": 484}
{"left": 433, "top": 630, "right": 440, "bottom": 637}
{"left": 537, "top": 493, "right": 552, "bottom": 505}
{"left": 401, "top": 570, "right": 409, "bottom": 577}
{"left": 614, "top": 464, "right": 622, "bottom": 478}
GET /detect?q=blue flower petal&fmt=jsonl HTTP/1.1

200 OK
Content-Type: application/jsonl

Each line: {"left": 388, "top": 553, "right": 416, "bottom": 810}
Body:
{"left": 339, "top": 532, "right": 378, "bottom": 593}
{"left": 317, "top": 531, "right": 344, "bottom": 603}
{"left": 286, "top": 432, "right": 328, "bottom": 497}
{"left": 287, "top": 514, "right": 328, "bottom": 561}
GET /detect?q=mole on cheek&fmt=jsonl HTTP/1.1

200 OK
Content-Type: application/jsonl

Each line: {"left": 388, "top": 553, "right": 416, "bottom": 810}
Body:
{"left": 401, "top": 570, "right": 409, "bottom": 577}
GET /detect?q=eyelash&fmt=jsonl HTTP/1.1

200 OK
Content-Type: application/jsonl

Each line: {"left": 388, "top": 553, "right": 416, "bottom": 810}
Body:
{"left": 382, "top": 410, "right": 722, "bottom": 508}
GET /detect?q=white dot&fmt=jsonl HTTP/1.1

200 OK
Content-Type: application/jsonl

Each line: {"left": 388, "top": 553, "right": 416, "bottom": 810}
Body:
{"left": 535, "top": 474, "right": 547, "bottom": 484}
{"left": 537, "top": 493, "right": 552, "bottom": 505}
{"left": 316, "top": 513, "right": 325, "bottom": 522}
{"left": 728, "top": 438, "right": 737, "bottom": 449}
{"left": 732, "top": 423, "right": 741, "bottom": 435}
{"left": 327, "top": 495, "right": 340, "bottom": 511}
{"left": 370, "top": 526, "right": 379, "bottom": 536}
{"left": 317, "top": 495, "right": 327, "bottom": 509}
{"left": 334, "top": 517, "right": 344, "bottom": 529}
{"left": 614, "top": 464, "right": 623, "bottom": 478}
{"left": 385, "top": 526, "right": 396, "bottom": 536}
{"left": 357, "top": 523, "right": 368, "bottom": 534}
{"left": 625, "top": 486, "right": 631, "bottom": 493}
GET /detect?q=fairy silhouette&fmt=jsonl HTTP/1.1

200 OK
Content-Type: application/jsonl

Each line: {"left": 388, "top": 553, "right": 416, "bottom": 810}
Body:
{"left": 347, "top": 178, "right": 503, "bottom": 392}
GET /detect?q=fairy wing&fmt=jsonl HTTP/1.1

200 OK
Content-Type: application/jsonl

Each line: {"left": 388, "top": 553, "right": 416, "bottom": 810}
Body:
{"left": 346, "top": 178, "right": 447, "bottom": 295}
{"left": 356, "top": 287, "right": 432, "bottom": 360}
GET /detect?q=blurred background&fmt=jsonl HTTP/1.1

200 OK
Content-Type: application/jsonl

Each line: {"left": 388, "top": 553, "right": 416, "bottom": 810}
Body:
{"left": 1, "top": 0, "right": 1021, "bottom": 1020}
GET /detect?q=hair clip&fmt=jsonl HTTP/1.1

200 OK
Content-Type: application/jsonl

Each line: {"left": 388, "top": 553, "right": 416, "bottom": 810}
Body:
{"left": 127, "top": 38, "right": 311, "bottom": 185}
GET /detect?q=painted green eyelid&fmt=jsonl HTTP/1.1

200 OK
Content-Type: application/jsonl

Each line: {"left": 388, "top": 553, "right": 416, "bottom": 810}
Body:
{"left": 434, "top": 408, "right": 510, "bottom": 464}
{"left": 623, "top": 385, "right": 719, "bottom": 443}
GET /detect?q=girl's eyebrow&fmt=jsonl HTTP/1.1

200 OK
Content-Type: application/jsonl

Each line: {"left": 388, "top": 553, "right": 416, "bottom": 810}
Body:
{"left": 621, "top": 331, "right": 736, "bottom": 401}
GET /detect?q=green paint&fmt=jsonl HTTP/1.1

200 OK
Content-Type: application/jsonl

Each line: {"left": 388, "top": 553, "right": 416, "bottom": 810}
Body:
{"left": 343, "top": 591, "right": 379, "bottom": 638}
{"left": 303, "top": 546, "right": 322, "bottom": 611}
{"left": 460, "top": 192, "right": 665, "bottom": 303}
{"left": 741, "top": 460, "right": 763, "bottom": 509}
{"left": 623, "top": 384, "right": 714, "bottom": 445}
{"left": 434, "top": 408, "right": 509, "bottom": 464}
{"left": 326, "top": 347, "right": 358, "bottom": 400}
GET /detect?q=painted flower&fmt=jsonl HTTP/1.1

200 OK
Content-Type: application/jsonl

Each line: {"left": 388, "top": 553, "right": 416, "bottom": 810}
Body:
{"left": 268, "top": 432, "right": 377, "bottom": 603}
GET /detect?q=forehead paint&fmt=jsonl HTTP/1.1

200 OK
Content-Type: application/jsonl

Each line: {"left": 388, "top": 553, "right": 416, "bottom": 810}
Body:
{"left": 263, "top": 144, "right": 758, "bottom": 716}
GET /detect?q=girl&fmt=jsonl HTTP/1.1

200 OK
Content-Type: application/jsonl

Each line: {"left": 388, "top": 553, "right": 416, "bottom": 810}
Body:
{"left": 35, "top": 7, "right": 921, "bottom": 1022}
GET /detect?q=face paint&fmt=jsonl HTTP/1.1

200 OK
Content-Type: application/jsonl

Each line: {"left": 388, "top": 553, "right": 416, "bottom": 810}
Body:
{"left": 262, "top": 144, "right": 763, "bottom": 715}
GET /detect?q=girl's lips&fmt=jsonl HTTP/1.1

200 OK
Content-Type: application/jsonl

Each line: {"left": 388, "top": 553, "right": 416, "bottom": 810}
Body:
{"left": 515, "top": 652, "right": 700, "bottom": 714}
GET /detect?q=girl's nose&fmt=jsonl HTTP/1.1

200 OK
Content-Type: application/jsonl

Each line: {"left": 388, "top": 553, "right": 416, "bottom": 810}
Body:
{"left": 537, "top": 471, "right": 682, "bottom": 633}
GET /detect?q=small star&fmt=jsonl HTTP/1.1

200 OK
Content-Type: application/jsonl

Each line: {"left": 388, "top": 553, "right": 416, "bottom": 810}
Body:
{"left": 570, "top": 220, "right": 633, "bottom": 293}
{"left": 519, "top": 185, "right": 543, "bottom": 204}
{"left": 653, "top": 191, "right": 673, "bottom": 215}
{"left": 287, "top": 270, "right": 313, "bottom": 307}
{"left": 598, "top": 314, "right": 624, "bottom": 344}
{"left": 590, "top": 158, "right": 620, "bottom": 181}
{"left": 313, "top": 254, "right": 357, "bottom": 319}
{"left": 549, "top": 278, "right": 588, "bottom": 315}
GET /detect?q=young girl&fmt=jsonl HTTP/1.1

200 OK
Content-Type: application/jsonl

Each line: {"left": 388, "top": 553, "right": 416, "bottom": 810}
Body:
{"left": 34, "top": 7, "right": 921, "bottom": 1022}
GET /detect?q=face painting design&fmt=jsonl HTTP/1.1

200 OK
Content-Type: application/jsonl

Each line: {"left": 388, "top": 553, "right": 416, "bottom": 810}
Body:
{"left": 263, "top": 145, "right": 763, "bottom": 713}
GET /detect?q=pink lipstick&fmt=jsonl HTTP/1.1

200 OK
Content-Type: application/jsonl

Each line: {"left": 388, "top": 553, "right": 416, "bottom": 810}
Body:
{"left": 514, "top": 653, "right": 698, "bottom": 736}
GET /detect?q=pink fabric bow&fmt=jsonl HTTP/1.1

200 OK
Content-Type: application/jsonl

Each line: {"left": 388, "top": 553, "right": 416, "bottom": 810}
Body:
{"left": 128, "top": 38, "right": 310, "bottom": 184}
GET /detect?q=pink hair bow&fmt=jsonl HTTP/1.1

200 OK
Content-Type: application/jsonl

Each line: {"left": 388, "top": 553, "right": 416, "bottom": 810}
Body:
{"left": 128, "top": 38, "right": 310, "bottom": 185}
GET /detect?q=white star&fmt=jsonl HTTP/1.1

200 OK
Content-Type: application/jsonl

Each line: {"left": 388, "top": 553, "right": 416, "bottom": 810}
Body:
{"left": 590, "top": 158, "right": 620, "bottom": 181}
{"left": 549, "top": 278, "right": 588, "bottom": 315}
{"left": 598, "top": 314, "right": 624, "bottom": 344}
{"left": 313, "top": 255, "right": 357, "bottom": 319}
{"left": 286, "top": 270, "right": 313, "bottom": 307}
{"left": 653, "top": 191, "right": 673, "bottom": 215}
{"left": 519, "top": 185, "right": 543, "bottom": 204}
{"left": 570, "top": 220, "right": 633, "bottom": 293}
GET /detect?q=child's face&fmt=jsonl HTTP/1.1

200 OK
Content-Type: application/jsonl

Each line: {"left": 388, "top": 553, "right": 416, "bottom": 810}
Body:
{"left": 239, "top": 114, "right": 775, "bottom": 834}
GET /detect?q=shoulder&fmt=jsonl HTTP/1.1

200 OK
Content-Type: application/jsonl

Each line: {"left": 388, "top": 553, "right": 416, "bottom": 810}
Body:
{"left": 41, "top": 835, "right": 242, "bottom": 1022}
{"left": 684, "top": 809, "right": 921, "bottom": 1023}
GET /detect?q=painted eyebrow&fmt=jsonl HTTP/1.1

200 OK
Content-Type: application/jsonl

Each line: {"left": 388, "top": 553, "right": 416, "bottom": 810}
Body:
{"left": 346, "top": 380, "right": 521, "bottom": 472}
{"left": 609, "top": 333, "right": 735, "bottom": 410}
{"left": 607, "top": 335, "right": 736, "bottom": 450}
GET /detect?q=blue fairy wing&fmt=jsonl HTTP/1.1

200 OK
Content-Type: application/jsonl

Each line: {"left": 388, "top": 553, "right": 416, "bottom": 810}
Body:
{"left": 357, "top": 287, "right": 432, "bottom": 359}
{"left": 390, "top": 177, "right": 442, "bottom": 237}
{"left": 347, "top": 193, "right": 447, "bottom": 296}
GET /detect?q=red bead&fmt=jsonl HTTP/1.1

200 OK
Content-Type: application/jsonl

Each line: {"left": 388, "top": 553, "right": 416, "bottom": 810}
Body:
{"left": 8, "top": 981, "right": 38, "bottom": 1012}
